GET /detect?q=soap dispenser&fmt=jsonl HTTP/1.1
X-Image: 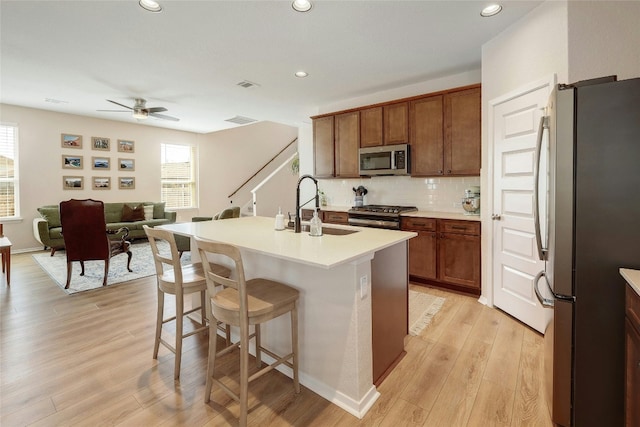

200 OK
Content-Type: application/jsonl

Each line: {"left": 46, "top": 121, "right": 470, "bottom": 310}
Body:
{"left": 309, "top": 208, "right": 323, "bottom": 236}
{"left": 275, "top": 207, "right": 285, "bottom": 230}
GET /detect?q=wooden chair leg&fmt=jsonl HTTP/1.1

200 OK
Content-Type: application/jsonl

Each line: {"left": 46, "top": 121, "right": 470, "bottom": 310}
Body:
{"left": 65, "top": 261, "right": 73, "bottom": 289}
{"left": 239, "top": 323, "right": 250, "bottom": 427}
{"left": 292, "top": 301, "right": 300, "bottom": 393}
{"left": 204, "top": 316, "right": 219, "bottom": 403}
{"left": 153, "top": 289, "right": 164, "bottom": 359}
{"left": 255, "top": 324, "right": 261, "bottom": 368}
{"left": 125, "top": 251, "right": 133, "bottom": 272}
{"left": 102, "top": 259, "right": 110, "bottom": 287}
{"left": 174, "top": 291, "right": 184, "bottom": 380}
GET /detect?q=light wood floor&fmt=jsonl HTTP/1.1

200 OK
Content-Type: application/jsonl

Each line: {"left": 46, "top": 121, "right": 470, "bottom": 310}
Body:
{"left": 1, "top": 251, "right": 553, "bottom": 426}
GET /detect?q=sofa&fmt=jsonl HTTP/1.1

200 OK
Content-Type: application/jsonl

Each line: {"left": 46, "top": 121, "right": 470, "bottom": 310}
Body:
{"left": 174, "top": 206, "right": 241, "bottom": 254}
{"left": 34, "top": 201, "right": 176, "bottom": 255}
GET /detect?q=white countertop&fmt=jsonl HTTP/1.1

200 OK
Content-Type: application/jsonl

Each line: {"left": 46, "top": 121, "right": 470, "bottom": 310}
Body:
{"left": 160, "top": 216, "right": 416, "bottom": 269}
{"left": 320, "top": 206, "right": 480, "bottom": 221}
{"left": 620, "top": 268, "right": 640, "bottom": 297}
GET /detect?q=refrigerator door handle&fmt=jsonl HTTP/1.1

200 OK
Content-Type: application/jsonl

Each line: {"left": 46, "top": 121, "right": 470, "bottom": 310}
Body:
{"left": 533, "top": 115, "right": 549, "bottom": 261}
{"left": 534, "top": 270, "right": 555, "bottom": 308}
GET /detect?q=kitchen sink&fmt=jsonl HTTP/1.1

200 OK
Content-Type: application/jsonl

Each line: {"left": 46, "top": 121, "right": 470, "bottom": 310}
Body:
{"left": 291, "top": 224, "right": 359, "bottom": 236}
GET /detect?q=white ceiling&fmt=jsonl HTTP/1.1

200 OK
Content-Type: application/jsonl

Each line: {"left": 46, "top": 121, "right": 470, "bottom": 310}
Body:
{"left": 0, "top": 0, "right": 542, "bottom": 134}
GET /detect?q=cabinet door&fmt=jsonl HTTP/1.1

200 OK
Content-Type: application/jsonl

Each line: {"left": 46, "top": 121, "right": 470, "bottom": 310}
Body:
{"left": 409, "top": 231, "right": 437, "bottom": 280}
{"left": 444, "top": 87, "right": 481, "bottom": 175}
{"left": 626, "top": 318, "right": 640, "bottom": 427}
{"left": 334, "top": 111, "right": 360, "bottom": 177}
{"left": 410, "top": 95, "right": 444, "bottom": 176}
{"left": 384, "top": 102, "right": 408, "bottom": 145}
{"left": 313, "top": 116, "right": 335, "bottom": 178}
{"left": 360, "top": 107, "right": 383, "bottom": 147}
{"left": 438, "top": 232, "right": 480, "bottom": 289}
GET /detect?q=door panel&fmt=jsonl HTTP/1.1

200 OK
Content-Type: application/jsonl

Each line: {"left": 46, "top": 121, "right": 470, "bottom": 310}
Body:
{"left": 491, "top": 82, "right": 552, "bottom": 333}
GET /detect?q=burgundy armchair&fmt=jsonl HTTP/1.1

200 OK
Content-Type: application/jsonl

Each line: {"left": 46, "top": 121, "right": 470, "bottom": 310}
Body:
{"left": 60, "top": 199, "right": 132, "bottom": 288}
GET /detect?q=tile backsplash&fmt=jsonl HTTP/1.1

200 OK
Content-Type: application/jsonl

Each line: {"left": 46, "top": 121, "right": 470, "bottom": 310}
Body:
{"left": 318, "top": 175, "right": 481, "bottom": 212}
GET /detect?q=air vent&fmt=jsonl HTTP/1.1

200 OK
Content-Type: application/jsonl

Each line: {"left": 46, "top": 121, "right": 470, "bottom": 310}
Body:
{"left": 236, "top": 80, "right": 260, "bottom": 89}
{"left": 225, "top": 116, "right": 257, "bottom": 125}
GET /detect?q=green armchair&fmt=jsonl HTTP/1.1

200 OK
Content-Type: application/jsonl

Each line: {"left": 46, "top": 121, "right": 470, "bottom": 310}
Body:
{"left": 175, "top": 207, "right": 241, "bottom": 255}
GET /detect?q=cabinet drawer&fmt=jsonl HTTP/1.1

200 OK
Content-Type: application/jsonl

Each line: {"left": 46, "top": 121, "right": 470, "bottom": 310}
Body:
{"left": 627, "top": 285, "right": 640, "bottom": 331}
{"left": 323, "top": 211, "right": 349, "bottom": 225}
{"left": 439, "top": 220, "right": 480, "bottom": 235}
{"left": 401, "top": 217, "right": 436, "bottom": 232}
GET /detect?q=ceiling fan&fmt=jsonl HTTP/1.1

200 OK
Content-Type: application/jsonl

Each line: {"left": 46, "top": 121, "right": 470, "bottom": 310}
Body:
{"left": 98, "top": 98, "right": 179, "bottom": 121}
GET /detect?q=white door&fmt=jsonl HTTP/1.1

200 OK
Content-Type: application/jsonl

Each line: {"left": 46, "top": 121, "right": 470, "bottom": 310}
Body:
{"left": 490, "top": 78, "right": 553, "bottom": 333}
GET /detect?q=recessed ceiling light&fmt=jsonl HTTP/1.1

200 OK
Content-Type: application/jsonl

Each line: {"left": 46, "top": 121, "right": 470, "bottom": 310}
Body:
{"left": 295, "top": 71, "right": 308, "bottom": 78}
{"left": 481, "top": 4, "right": 502, "bottom": 17}
{"left": 292, "top": 0, "right": 312, "bottom": 12}
{"left": 139, "top": 0, "right": 163, "bottom": 13}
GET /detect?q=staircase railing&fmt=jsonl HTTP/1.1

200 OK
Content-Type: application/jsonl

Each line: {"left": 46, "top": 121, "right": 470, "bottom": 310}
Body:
{"left": 227, "top": 137, "right": 298, "bottom": 199}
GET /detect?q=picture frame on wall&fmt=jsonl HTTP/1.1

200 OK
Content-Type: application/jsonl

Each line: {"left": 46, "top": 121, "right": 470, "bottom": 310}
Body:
{"left": 62, "top": 176, "right": 84, "bottom": 190}
{"left": 92, "top": 176, "right": 111, "bottom": 190}
{"left": 61, "top": 133, "right": 82, "bottom": 149}
{"left": 117, "top": 139, "right": 135, "bottom": 153}
{"left": 118, "top": 158, "right": 135, "bottom": 171}
{"left": 61, "top": 155, "right": 83, "bottom": 170}
{"left": 118, "top": 177, "right": 135, "bottom": 189}
{"left": 91, "top": 137, "right": 110, "bottom": 151}
{"left": 92, "top": 156, "right": 110, "bottom": 170}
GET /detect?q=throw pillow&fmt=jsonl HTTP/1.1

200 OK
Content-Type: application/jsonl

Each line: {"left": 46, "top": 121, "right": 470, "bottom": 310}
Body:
{"left": 121, "top": 203, "right": 145, "bottom": 222}
{"left": 143, "top": 204, "right": 154, "bottom": 221}
{"left": 153, "top": 202, "right": 166, "bottom": 219}
{"left": 38, "top": 207, "right": 61, "bottom": 228}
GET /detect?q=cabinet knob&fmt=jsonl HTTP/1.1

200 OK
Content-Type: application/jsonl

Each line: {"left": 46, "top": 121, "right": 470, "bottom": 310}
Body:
{"left": 439, "top": 170, "right": 443, "bottom": 175}
{"left": 492, "top": 214, "right": 502, "bottom": 220}
{"left": 447, "top": 170, "right": 452, "bottom": 174}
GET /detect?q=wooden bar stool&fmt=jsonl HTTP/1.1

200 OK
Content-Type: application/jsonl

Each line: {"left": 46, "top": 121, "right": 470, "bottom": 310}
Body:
{"left": 144, "top": 226, "right": 231, "bottom": 380}
{"left": 195, "top": 237, "right": 300, "bottom": 427}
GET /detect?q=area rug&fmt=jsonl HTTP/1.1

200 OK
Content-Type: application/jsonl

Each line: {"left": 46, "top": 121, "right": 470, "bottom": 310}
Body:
{"left": 409, "top": 289, "right": 446, "bottom": 336}
{"left": 32, "top": 240, "right": 191, "bottom": 295}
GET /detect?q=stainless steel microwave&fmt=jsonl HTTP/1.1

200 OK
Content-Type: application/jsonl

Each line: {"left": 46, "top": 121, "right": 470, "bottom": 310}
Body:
{"left": 359, "top": 143, "right": 410, "bottom": 176}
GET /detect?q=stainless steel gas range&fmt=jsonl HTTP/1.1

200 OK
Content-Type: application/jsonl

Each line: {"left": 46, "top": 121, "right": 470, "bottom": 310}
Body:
{"left": 348, "top": 205, "right": 418, "bottom": 230}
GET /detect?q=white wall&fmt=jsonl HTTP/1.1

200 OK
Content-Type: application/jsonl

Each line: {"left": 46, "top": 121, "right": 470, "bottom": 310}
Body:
{"left": 481, "top": 0, "right": 569, "bottom": 303}
{"left": 567, "top": 1, "right": 640, "bottom": 82}
{"left": 198, "top": 121, "right": 298, "bottom": 218}
{"left": 1, "top": 103, "right": 298, "bottom": 251}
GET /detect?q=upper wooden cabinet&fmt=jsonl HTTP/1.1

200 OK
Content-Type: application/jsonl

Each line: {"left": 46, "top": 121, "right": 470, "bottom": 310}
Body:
{"left": 334, "top": 111, "right": 360, "bottom": 178}
{"left": 313, "top": 116, "right": 334, "bottom": 178}
{"left": 360, "top": 107, "right": 383, "bottom": 148}
{"left": 410, "top": 95, "right": 444, "bottom": 176}
{"left": 311, "top": 83, "right": 480, "bottom": 178}
{"left": 383, "top": 102, "right": 409, "bottom": 145}
{"left": 444, "top": 87, "right": 481, "bottom": 176}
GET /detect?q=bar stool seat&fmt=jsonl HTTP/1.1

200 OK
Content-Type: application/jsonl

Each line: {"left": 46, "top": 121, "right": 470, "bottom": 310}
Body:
{"left": 195, "top": 237, "right": 300, "bottom": 427}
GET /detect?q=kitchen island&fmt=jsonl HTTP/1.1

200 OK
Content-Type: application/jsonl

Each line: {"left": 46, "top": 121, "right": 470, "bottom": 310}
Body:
{"left": 159, "top": 216, "right": 416, "bottom": 418}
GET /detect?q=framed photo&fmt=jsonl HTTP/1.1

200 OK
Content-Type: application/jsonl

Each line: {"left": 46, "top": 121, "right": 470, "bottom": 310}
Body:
{"left": 62, "top": 176, "right": 84, "bottom": 190}
{"left": 117, "top": 139, "right": 135, "bottom": 153}
{"left": 91, "top": 137, "right": 110, "bottom": 151}
{"left": 118, "top": 158, "right": 135, "bottom": 171}
{"left": 92, "top": 156, "right": 110, "bottom": 170}
{"left": 118, "top": 177, "right": 135, "bottom": 189}
{"left": 92, "top": 176, "right": 111, "bottom": 190}
{"left": 61, "top": 155, "right": 83, "bottom": 170}
{"left": 61, "top": 133, "right": 82, "bottom": 149}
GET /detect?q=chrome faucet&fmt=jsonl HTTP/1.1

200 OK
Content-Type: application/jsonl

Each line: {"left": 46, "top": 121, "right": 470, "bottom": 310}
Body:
{"left": 295, "top": 174, "right": 319, "bottom": 233}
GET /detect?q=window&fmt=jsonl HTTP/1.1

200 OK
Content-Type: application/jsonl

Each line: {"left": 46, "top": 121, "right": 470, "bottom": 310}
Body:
{"left": 0, "top": 124, "right": 19, "bottom": 219}
{"left": 160, "top": 143, "right": 197, "bottom": 209}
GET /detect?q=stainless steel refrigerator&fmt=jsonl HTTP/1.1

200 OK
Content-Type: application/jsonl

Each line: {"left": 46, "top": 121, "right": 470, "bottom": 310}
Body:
{"left": 533, "top": 76, "right": 640, "bottom": 426}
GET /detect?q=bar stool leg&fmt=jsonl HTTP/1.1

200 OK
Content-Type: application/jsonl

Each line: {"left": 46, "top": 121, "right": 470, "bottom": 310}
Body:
{"left": 174, "top": 291, "right": 184, "bottom": 380}
{"left": 204, "top": 319, "right": 218, "bottom": 403}
{"left": 292, "top": 301, "right": 300, "bottom": 393}
{"left": 153, "top": 290, "right": 164, "bottom": 359}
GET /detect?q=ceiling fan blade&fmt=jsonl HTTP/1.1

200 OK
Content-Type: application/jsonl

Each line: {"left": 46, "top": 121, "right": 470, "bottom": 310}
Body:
{"left": 150, "top": 112, "right": 180, "bottom": 122}
{"left": 97, "top": 109, "right": 130, "bottom": 112}
{"left": 145, "top": 107, "right": 167, "bottom": 113}
{"left": 106, "top": 99, "right": 133, "bottom": 110}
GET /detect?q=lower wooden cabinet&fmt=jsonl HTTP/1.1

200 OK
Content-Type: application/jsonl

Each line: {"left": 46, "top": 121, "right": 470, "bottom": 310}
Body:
{"left": 322, "top": 210, "right": 349, "bottom": 225}
{"left": 626, "top": 284, "right": 640, "bottom": 426}
{"left": 402, "top": 217, "right": 481, "bottom": 295}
